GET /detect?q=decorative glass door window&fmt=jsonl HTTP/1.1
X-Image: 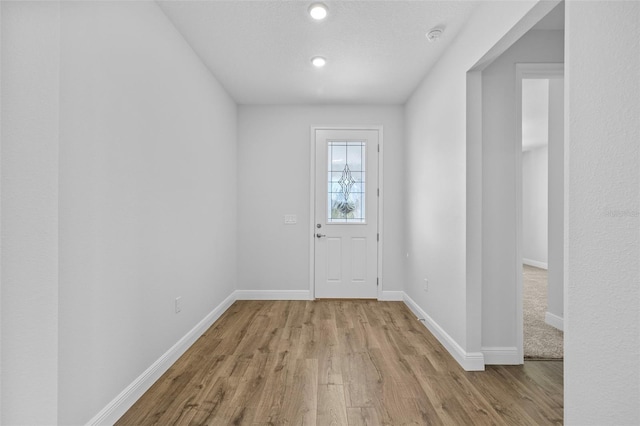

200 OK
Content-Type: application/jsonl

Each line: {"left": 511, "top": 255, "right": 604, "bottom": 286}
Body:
{"left": 327, "top": 141, "right": 366, "bottom": 223}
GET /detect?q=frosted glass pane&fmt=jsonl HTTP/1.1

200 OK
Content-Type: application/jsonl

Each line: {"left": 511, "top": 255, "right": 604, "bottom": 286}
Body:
{"left": 329, "top": 145, "right": 346, "bottom": 172}
{"left": 347, "top": 144, "right": 364, "bottom": 171}
{"left": 327, "top": 141, "right": 366, "bottom": 223}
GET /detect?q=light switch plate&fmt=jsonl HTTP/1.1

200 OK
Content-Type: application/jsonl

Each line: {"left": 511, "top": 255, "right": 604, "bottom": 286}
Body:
{"left": 284, "top": 214, "right": 297, "bottom": 224}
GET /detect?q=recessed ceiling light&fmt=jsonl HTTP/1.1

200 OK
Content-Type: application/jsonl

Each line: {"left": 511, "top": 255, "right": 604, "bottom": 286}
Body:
{"left": 311, "top": 56, "right": 326, "bottom": 68}
{"left": 426, "top": 27, "right": 444, "bottom": 42}
{"left": 309, "top": 3, "right": 328, "bottom": 20}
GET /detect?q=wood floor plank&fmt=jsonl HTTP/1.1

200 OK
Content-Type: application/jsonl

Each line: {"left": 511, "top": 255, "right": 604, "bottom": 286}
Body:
{"left": 346, "top": 407, "right": 381, "bottom": 426}
{"left": 318, "top": 346, "right": 344, "bottom": 385}
{"left": 317, "top": 384, "right": 349, "bottom": 426}
{"left": 465, "top": 368, "right": 542, "bottom": 425}
{"left": 446, "top": 369, "right": 509, "bottom": 425}
{"left": 229, "top": 352, "right": 270, "bottom": 411}
{"left": 183, "top": 377, "right": 238, "bottom": 425}
{"left": 277, "top": 358, "right": 318, "bottom": 425}
{"left": 116, "top": 300, "right": 563, "bottom": 426}
{"left": 334, "top": 301, "right": 355, "bottom": 329}
{"left": 252, "top": 353, "right": 291, "bottom": 423}
{"left": 492, "top": 366, "right": 563, "bottom": 425}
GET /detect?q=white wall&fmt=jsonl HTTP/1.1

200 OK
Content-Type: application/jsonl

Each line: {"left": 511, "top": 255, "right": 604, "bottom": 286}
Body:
{"left": 1, "top": 2, "right": 61, "bottom": 424}
{"left": 480, "top": 29, "right": 563, "bottom": 352}
{"left": 404, "top": 1, "right": 546, "bottom": 360}
{"left": 565, "top": 2, "right": 639, "bottom": 424}
{"left": 57, "top": 2, "right": 238, "bottom": 423}
{"left": 237, "top": 105, "right": 404, "bottom": 297}
{"left": 546, "top": 78, "right": 563, "bottom": 323}
{"left": 2, "top": 1, "right": 237, "bottom": 424}
{"left": 522, "top": 78, "right": 549, "bottom": 151}
{"left": 522, "top": 146, "right": 548, "bottom": 267}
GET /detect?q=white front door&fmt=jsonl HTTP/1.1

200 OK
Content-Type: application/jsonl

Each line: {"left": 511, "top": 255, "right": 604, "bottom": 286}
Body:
{"left": 314, "top": 128, "right": 379, "bottom": 298}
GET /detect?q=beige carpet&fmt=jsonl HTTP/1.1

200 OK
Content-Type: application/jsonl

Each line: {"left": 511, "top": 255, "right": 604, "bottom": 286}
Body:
{"left": 523, "top": 265, "right": 563, "bottom": 359}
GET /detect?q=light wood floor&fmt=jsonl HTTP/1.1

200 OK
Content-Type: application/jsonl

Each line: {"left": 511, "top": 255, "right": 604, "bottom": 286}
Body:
{"left": 116, "top": 300, "right": 563, "bottom": 425}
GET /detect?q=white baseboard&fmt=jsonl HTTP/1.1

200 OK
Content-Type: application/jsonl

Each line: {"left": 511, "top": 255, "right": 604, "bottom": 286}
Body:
{"left": 379, "top": 290, "right": 404, "bottom": 301}
{"left": 234, "top": 289, "right": 312, "bottom": 300}
{"left": 482, "top": 346, "right": 521, "bottom": 365}
{"left": 86, "top": 291, "right": 237, "bottom": 426}
{"left": 402, "top": 294, "right": 485, "bottom": 371}
{"left": 545, "top": 311, "right": 564, "bottom": 331}
{"left": 523, "top": 258, "right": 548, "bottom": 269}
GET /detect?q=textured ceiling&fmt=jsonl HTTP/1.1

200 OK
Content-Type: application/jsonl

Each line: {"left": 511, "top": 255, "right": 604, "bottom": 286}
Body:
{"left": 157, "top": 1, "right": 478, "bottom": 104}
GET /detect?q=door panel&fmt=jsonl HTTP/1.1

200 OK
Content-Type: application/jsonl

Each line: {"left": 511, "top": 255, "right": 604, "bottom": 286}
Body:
{"left": 351, "top": 238, "right": 367, "bottom": 281}
{"left": 327, "top": 238, "right": 342, "bottom": 281}
{"left": 314, "top": 129, "right": 378, "bottom": 299}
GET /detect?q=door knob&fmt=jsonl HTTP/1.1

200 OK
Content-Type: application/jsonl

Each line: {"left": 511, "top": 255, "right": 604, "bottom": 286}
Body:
{"left": 316, "top": 233, "right": 326, "bottom": 238}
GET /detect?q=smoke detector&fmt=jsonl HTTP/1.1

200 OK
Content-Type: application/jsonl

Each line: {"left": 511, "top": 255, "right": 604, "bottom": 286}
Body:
{"left": 426, "top": 27, "right": 444, "bottom": 42}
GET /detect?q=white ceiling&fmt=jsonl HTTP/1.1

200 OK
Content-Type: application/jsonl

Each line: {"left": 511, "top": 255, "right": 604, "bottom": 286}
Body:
{"left": 157, "top": 1, "right": 479, "bottom": 105}
{"left": 532, "top": 1, "right": 564, "bottom": 31}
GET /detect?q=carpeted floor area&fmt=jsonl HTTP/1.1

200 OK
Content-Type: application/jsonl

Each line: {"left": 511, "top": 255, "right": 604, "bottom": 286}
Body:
{"left": 523, "top": 265, "right": 563, "bottom": 359}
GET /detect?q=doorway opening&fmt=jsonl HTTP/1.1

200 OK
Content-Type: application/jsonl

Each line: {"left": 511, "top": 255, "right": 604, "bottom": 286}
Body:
{"left": 518, "top": 68, "right": 564, "bottom": 360}
{"left": 466, "top": 0, "right": 565, "bottom": 366}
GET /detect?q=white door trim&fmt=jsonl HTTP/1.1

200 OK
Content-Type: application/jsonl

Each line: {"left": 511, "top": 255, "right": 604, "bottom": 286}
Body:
{"left": 515, "top": 63, "right": 564, "bottom": 362}
{"left": 309, "top": 125, "right": 384, "bottom": 300}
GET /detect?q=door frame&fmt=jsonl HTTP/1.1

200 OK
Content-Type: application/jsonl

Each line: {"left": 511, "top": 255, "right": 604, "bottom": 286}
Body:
{"left": 309, "top": 125, "right": 384, "bottom": 300}
{"left": 515, "top": 63, "right": 564, "bottom": 362}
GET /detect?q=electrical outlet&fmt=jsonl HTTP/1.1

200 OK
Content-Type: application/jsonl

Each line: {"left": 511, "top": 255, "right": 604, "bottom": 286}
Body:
{"left": 175, "top": 297, "right": 182, "bottom": 314}
{"left": 423, "top": 278, "right": 428, "bottom": 292}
